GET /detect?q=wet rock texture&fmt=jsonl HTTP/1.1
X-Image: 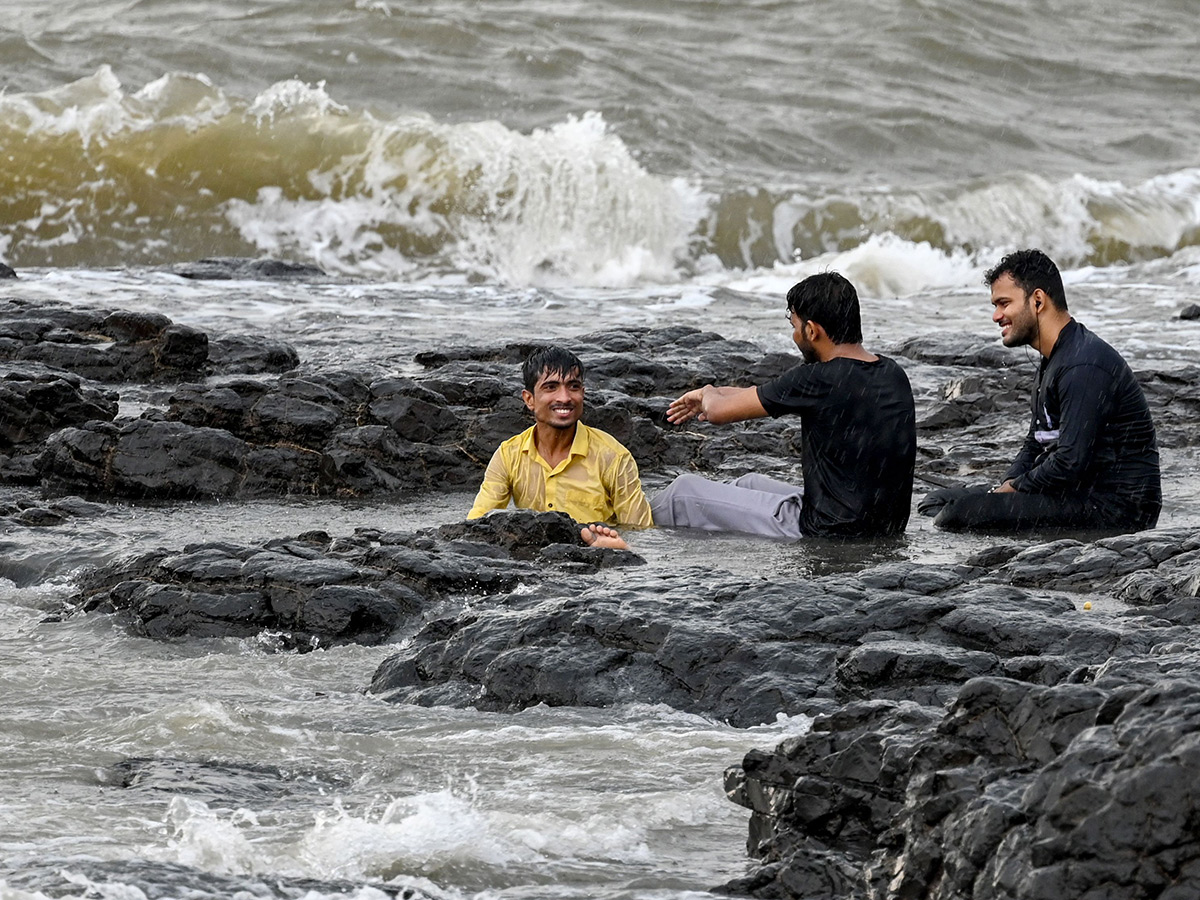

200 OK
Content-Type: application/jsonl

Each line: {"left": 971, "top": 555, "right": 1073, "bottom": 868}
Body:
{"left": 7, "top": 309, "right": 808, "bottom": 497}
{"left": 0, "top": 860, "right": 427, "bottom": 900}
{"left": 716, "top": 527, "right": 1200, "bottom": 900}
{"left": 69, "top": 510, "right": 638, "bottom": 650}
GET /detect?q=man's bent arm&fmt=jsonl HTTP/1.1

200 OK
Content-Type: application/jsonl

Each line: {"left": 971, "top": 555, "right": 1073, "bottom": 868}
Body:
{"left": 608, "top": 452, "right": 654, "bottom": 527}
{"left": 1003, "top": 428, "right": 1042, "bottom": 483}
{"left": 1010, "top": 365, "right": 1110, "bottom": 494}
{"left": 667, "top": 385, "right": 767, "bottom": 425}
{"left": 467, "top": 447, "right": 513, "bottom": 518}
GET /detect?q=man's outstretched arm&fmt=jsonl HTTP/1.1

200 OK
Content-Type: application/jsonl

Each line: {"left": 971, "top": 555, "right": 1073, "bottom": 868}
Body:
{"left": 666, "top": 385, "right": 767, "bottom": 425}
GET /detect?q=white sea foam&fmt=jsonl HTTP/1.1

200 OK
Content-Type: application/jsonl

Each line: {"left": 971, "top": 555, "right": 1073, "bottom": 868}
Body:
{"left": 161, "top": 797, "right": 269, "bottom": 875}
{"left": 298, "top": 790, "right": 527, "bottom": 880}
{"left": 247, "top": 80, "right": 349, "bottom": 124}
{"left": 714, "top": 234, "right": 982, "bottom": 299}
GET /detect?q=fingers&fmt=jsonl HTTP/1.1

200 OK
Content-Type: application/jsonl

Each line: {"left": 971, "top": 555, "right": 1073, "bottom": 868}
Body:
{"left": 666, "top": 390, "right": 704, "bottom": 425}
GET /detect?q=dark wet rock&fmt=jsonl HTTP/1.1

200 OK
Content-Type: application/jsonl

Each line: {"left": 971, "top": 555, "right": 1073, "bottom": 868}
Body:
{"left": 965, "top": 527, "right": 1200, "bottom": 598}
{"left": 37, "top": 330, "right": 769, "bottom": 498}
{"left": 0, "top": 262, "right": 16, "bottom": 279}
{"left": 710, "top": 527, "right": 1200, "bottom": 900}
{"left": 170, "top": 256, "right": 327, "bottom": 280}
{"left": 723, "top": 671, "right": 1200, "bottom": 900}
{"left": 414, "top": 325, "right": 800, "bottom": 397}
{"left": 14, "top": 321, "right": 1200, "bottom": 516}
{"left": 0, "top": 366, "right": 119, "bottom": 483}
{"left": 0, "top": 299, "right": 208, "bottom": 381}
{"left": 40, "top": 419, "right": 250, "bottom": 499}
{"left": 0, "top": 298, "right": 299, "bottom": 382}
{"left": 0, "top": 859, "right": 427, "bottom": 900}
{"left": 365, "top": 537, "right": 1171, "bottom": 725}
{"left": 208, "top": 333, "right": 300, "bottom": 373}
{"left": 888, "top": 332, "right": 1029, "bottom": 368}
{"left": 68, "top": 510, "right": 638, "bottom": 649}
{"left": 37, "top": 369, "right": 489, "bottom": 499}
{"left": 102, "top": 756, "right": 348, "bottom": 804}
{"left": 1180, "top": 303, "right": 1200, "bottom": 320}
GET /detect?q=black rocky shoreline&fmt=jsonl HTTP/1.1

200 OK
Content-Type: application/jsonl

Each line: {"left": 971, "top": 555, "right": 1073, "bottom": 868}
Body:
{"left": 4, "top": 259, "right": 1200, "bottom": 899}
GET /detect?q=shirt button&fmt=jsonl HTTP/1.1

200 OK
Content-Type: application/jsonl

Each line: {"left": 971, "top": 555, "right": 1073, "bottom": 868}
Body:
{"left": 548, "top": 503, "right": 554, "bottom": 508}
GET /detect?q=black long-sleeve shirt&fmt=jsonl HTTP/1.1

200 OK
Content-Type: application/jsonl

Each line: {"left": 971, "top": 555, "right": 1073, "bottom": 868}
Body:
{"left": 1005, "top": 319, "right": 1160, "bottom": 526}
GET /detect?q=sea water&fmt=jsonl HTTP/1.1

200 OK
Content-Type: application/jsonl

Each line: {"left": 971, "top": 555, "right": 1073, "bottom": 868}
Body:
{"left": 2, "top": 2, "right": 1200, "bottom": 897}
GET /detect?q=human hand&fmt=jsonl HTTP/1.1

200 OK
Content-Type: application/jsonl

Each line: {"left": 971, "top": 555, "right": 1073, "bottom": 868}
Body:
{"left": 666, "top": 388, "right": 706, "bottom": 425}
{"left": 991, "top": 480, "right": 1017, "bottom": 494}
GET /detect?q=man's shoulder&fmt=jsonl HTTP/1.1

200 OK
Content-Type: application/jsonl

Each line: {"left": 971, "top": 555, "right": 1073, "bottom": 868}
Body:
{"left": 496, "top": 426, "right": 536, "bottom": 456}
{"left": 575, "top": 423, "right": 637, "bottom": 462}
{"left": 1054, "top": 322, "right": 1131, "bottom": 377}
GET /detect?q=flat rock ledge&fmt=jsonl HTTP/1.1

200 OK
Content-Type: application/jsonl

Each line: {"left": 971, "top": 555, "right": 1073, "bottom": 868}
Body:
{"left": 0, "top": 297, "right": 298, "bottom": 382}
{"left": 65, "top": 510, "right": 640, "bottom": 650}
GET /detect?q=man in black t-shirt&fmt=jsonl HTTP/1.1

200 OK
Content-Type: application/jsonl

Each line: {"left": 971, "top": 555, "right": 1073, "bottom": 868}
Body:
{"left": 920, "top": 249, "right": 1160, "bottom": 533}
{"left": 652, "top": 272, "right": 916, "bottom": 539}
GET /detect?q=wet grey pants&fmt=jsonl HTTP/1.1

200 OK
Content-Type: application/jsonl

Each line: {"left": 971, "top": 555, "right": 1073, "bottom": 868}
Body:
{"left": 650, "top": 472, "right": 804, "bottom": 539}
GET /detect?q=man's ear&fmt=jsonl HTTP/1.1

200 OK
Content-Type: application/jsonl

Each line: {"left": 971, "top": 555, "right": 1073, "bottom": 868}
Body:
{"left": 807, "top": 319, "right": 828, "bottom": 342}
{"left": 522, "top": 389, "right": 534, "bottom": 411}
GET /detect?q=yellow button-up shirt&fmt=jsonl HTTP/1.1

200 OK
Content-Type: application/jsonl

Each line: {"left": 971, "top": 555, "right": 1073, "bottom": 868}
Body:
{"left": 467, "top": 423, "right": 653, "bottom": 527}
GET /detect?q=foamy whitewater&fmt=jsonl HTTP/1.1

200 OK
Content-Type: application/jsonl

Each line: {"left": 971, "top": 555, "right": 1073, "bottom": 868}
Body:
{"left": 2, "top": 1, "right": 1200, "bottom": 898}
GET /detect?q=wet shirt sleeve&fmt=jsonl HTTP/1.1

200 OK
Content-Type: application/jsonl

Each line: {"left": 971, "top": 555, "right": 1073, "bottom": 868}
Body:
{"left": 467, "top": 445, "right": 514, "bottom": 518}
{"left": 756, "top": 364, "right": 826, "bottom": 416}
{"left": 606, "top": 449, "right": 654, "bottom": 527}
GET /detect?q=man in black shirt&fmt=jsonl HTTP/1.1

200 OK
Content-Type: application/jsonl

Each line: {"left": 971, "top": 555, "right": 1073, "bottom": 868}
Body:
{"left": 921, "top": 249, "right": 1161, "bottom": 533}
{"left": 652, "top": 272, "right": 916, "bottom": 539}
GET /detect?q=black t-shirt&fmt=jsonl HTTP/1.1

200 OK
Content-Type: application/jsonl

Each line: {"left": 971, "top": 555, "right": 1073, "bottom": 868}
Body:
{"left": 1005, "top": 319, "right": 1160, "bottom": 524}
{"left": 757, "top": 356, "right": 916, "bottom": 538}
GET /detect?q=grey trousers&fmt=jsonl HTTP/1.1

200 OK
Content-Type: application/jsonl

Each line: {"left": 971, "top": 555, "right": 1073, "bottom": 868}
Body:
{"left": 650, "top": 472, "right": 804, "bottom": 539}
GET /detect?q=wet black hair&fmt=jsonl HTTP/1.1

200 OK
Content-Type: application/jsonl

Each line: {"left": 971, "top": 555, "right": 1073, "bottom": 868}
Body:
{"left": 786, "top": 271, "right": 863, "bottom": 344}
{"left": 522, "top": 346, "right": 585, "bottom": 392}
{"left": 984, "top": 249, "right": 1068, "bottom": 311}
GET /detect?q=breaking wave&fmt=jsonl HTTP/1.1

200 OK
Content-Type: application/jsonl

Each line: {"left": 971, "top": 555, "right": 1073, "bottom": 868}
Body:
{"left": 2, "top": 69, "right": 1199, "bottom": 289}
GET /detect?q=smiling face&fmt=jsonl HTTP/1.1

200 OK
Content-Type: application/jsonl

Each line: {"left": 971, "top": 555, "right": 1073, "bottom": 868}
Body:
{"left": 523, "top": 366, "right": 585, "bottom": 431}
{"left": 991, "top": 273, "right": 1039, "bottom": 348}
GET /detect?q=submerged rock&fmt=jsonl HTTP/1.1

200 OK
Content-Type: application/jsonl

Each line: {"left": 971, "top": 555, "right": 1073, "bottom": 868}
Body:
{"left": 170, "top": 257, "right": 327, "bottom": 280}
{"left": 0, "top": 859, "right": 427, "bottom": 900}
{"left": 0, "top": 494, "right": 106, "bottom": 528}
{"left": 0, "top": 262, "right": 16, "bottom": 279}
{"left": 102, "top": 756, "right": 348, "bottom": 804}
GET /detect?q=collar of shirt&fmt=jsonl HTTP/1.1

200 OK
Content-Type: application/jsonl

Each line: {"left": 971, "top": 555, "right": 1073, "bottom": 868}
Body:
{"left": 518, "top": 423, "right": 591, "bottom": 475}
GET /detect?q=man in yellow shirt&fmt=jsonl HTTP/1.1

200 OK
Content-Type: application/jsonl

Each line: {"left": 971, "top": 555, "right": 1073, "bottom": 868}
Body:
{"left": 468, "top": 346, "right": 653, "bottom": 549}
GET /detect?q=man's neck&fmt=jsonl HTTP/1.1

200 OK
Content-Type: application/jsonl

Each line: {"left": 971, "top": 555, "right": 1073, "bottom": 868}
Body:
{"left": 818, "top": 342, "right": 878, "bottom": 363}
{"left": 534, "top": 422, "right": 577, "bottom": 467}
{"left": 1033, "top": 315, "right": 1073, "bottom": 358}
